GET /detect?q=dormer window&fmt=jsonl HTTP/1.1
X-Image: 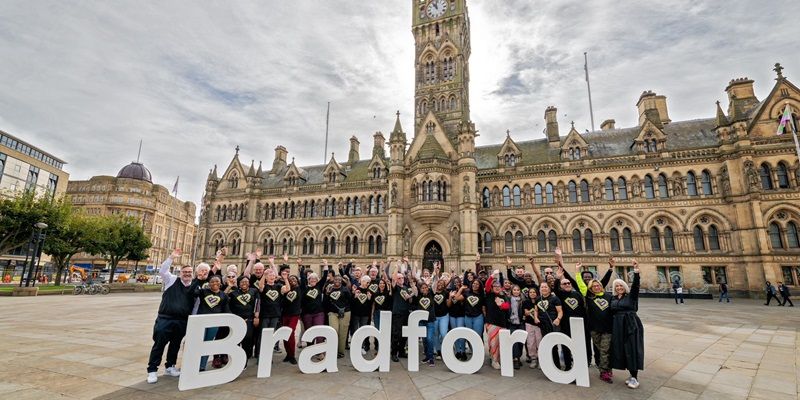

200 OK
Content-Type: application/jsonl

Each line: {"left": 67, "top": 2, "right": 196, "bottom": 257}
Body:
{"left": 505, "top": 154, "right": 517, "bottom": 167}
{"left": 373, "top": 167, "right": 382, "bottom": 179}
{"left": 228, "top": 173, "right": 239, "bottom": 188}
{"left": 645, "top": 139, "right": 658, "bottom": 153}
{"left": 569, "top": 147, "right": 582, "bottom": 160}
{"left": 328, "top": 173, "right": 336, "bottom": 183}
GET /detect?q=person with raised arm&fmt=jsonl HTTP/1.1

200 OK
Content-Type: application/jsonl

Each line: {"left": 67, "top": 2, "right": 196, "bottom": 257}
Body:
{"left": 533, "top": 281, "right": 563, "bottom": 369}
{"left": 280, "top": 268, "right": 302, "bottom": 364}
{"left": 146, "top": 249, "right": 194, "bottom": 384}
{"left": 371, "top": 276, "right": 392, "bottom": 352}
{"left": 324, "top": 272, "right": 352, "bottom": 359}
{"left": 413, "top": 280, "right": 437, "bottom": 367}
{"left": 577, "top": 257, "right": 614, "bottom": 368}
{"left": 610, "top": 260, "right": 644, "bottom": 389}
{"left": 351, "top": 275, "right": 375, "bottom": 355}
{"left": 226, "top": 275, "right": 260, "bottom": 365}
{"left": 581, "top": 258, "right": 615, "bottom": 383}
{"left": 447, "top": 276, "right": 467, "bottom": 360}
{"left": 431, "top": 277, "right": 451, "bottom": 360}
{"left": 192, "top": 275, "right": 230, "bottom": 372}
{"left": 390, "top": 260, "right": 416, "bottom": 362}
{"left": 300, "top": 259, "right": 331, "bottom": 347}
{"left": 552, "top": 249, "right": 585, "bottom": 371}
{"left": 484, "top": 269, "right": 511, "bottom": 369}
{"left": 256, "top": 267, "right": 283, "bottom": 359}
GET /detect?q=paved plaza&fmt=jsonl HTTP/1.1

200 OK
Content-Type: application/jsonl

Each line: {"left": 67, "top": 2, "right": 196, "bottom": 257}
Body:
{"left": 0, "top": 293, "right": 798, "bottom": 400}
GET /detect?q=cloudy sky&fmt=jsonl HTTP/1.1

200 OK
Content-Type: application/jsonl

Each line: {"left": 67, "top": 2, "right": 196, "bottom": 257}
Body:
{"left": 0, "top": 1, "right": 796, "bottom": 214}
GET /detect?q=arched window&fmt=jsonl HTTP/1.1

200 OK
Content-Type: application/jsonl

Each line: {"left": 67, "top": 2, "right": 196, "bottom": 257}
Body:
{"left": 584, "top": 229, "right": 594, "bottom": 252}
{"left": 263, "top": 238, "right": 274, "bottom": 255}
{"left": 354, "top": 197, "right": 362, "bottom": 215}
{"left": 308, "top": 201, "right": 314, "bottom": 218}
{"left": 622, "top": 228, "right": 633, "bottom": 252}
{"left": 572, "top": 229, "right": 582, "bottom": 252}
{"left": 369, "top": 195, "right": 376, "bottom": 215}
{"left": 440, "top": 180, "right": 447, "bottom": 201}
{"left": 568, "top": 181, "right": 577, "bottom": 203}
{"left": 346, "top": 198, "right": 353, "bottom": 215}
{"left": 760, "top": 163, "right": 774, "bottom": 190}
{"left": 377, "top": 195, "right": 384, "bottom": 214}
{"left": 644, "top": 175, "right": 655, "bottom": 199}
{"left": 610, "top": 228, "right": 621, "bottom": 251}
{"left": 708, "top": 225, "right": 720, "bottom": 250}
{"left": 449, "top": 96, "right": 457, "bottom": 110}
{"left": 769, "top": 222, "right": 784, "bottom": 249}
{"left": 787, "top": 222, "right": 800, "bottom": 248}
{"left": 537, "top": 230, "right": 547, "bottom": 252}
{"left": 580, "top": 180, "right": 590, "bottom": 202}
{"left": 514, "top": 231, "right": 524, "bottom": 253}
{"left": 368, "top": 236, "right": 375, "bottom": 254}
{"left": 483, "top": 232, "right": 493, "bottom": 254}
{"left": 618, "top": 177, "right": 628, "bottom": 200}
{"left": 502, "top": 186, "right": 511, "bottom": 207}
{"left": 482, "top": 188, "right": 491, "bottom": 208}
{"left": 282, "top": 238, "right": 289, "bottom": 255}
{"left": 547, "top": 230, "right": 558, "bottom": 250}
{"left": 545, "top": 183, "right": 554, "bottom": 204}
{"left": 701, "top": 170, "right": 713, "bottom": 195}
{"left": 686, "top": 172, "right": 698, "bottom": 196}
{"left": 322, "top": 199, "right": 329, "bottom": 217}
{"left": 512, "top": 185, "right": 521, "bottom": 207}
{"left": 289, "top": 202, "right": 295, "bottom": 219}
{"left": 345, "top": 237, "right": 352, "bottom": 254}
{"left": 283, "top": 202, "right": 289, "bottom": 219}
{"left": 221, "top": 205, "right": 227, "bottom": 221}
{"left": 505, "top": 232, "right": 514, "bottom": 253}
{"left": 664, "top": 226, "right": 675, "bottom": 251}
{"left": 693, "top": 226, "right": 706, "bottom": 251}
{"left": 376, "top": 236, "right": 383, "bottom": 254}
{"left": 605, "top": 178, "right": 615, "bottom": 201}
{"left": 650, "top": 227, "right": 661, "bottom": 251}
{"left": 534, "top": 184, "right": 543, "bottom": 205}
{"left": 658, "top": 174, "right": 669, "bottom": 199}
{"left": 308, "top": 237, "right": 314, "bottom": 254}
{"left": 777, "top": 163, "right": 790, "bottom": 188}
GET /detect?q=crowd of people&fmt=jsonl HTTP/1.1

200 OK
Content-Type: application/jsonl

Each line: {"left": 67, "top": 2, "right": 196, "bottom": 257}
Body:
{"left": 146, "top": 248, "right": 645, "bottom": 389}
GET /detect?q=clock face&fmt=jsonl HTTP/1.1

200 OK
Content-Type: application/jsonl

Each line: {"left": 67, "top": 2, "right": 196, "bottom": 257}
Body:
{"left": 426, "top": 0, "right": 447, "bottom": 18}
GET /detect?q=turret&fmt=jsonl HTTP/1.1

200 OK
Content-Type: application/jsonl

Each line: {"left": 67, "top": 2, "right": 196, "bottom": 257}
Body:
{"left": 373, "top": 132, "right": 386, "bottom": 159}
{"left": 637, "top": 91, "right": 671, "bottom": 126}
{"left": 389, "top": 111, "right": 407, "bottom": 164}
{"left": 271, "top": 145, "right": 288, "bottom": 176}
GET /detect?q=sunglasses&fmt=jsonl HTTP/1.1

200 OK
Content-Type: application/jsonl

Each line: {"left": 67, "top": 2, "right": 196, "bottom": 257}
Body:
{"left": 560, "top": 282, "right": 572, "bottom": 285}
{"left": 227, "top": 275, "right": 236, "bottom": 278}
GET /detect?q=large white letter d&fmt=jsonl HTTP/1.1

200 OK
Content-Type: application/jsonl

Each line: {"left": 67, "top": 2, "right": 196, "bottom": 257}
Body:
{"left": 537, "top": 317, "right": 590, "bottom": 387}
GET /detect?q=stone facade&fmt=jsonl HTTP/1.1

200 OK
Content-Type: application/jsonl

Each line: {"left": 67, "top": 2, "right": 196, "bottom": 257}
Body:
{"left": 67, "top": 163, "right": 197, "bottom": 272}
{"left": 198, "top": 0, "right": 800, "bottom": 296}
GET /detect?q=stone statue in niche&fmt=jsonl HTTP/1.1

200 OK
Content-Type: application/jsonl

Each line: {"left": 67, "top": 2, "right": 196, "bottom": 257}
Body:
{"left": 745, "top": 161, "right": 759, "bottom": 191}
{"left": 391, "top": 182, "right": 398, "bottom": 206}
{"left": 631, "top": 178, "right": 641, "bottom": 198}
{"left": 720, "top": 166, "right": 731, "bottom": 196}
{"left": 462, "top": 182, "right": 471, "bottom": 202}
{"left": 672, "top": 178, "right": 684, "bottom": 197}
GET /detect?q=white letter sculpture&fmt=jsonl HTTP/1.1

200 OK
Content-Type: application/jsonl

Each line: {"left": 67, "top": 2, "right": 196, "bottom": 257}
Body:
{"left": 257, "top": 327, "right": 292, "bottom": 378}
{"left": 441, "top": 327, "right": 484, "bottom": 374}
{"left": 350, "top": 311, "right": 391, "bottom": 372}
{"left": 499, "top": 328, "right": 528, "bottom": 377}
{"left": 178, "top": 314, "right": 247, "bottom": 391}
{"left": 537, "top": 317, "right": 589, "bottom": 387}
{"left": 402, "top": 310, "right": 429, "bottom": 372}
{"left": 298, "top": 325, "right": 339, "bottom": 373}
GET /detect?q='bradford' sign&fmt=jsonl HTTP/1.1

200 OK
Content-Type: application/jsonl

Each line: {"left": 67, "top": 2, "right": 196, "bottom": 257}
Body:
{"left": 178, "top": 311, "right": 590, "bottom": 391}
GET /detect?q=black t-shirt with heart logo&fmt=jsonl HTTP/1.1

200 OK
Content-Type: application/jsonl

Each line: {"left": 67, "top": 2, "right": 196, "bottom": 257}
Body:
{"left": 432, "top": 291, "right": 449, "bottom": 318}
{"left": 414, "top": 291, "right": 436, "bottom": 322}
{"left": 350, "top": 286, "right": 374, "bottom": 317}
{"left": 367, "top": 280, "right": 381, "bottom": 297}
{"left": 521, "top": 298, "right": 537, "bottom": 325}
{"left": 392, "top": 284, "right": 414, "bottom": 314}
{"left": 260, "top": 282, "right": 284, "bottom": 318}
{"left": 281, "top": 287, "right": 302, "bottom": 317}
{"left": 372, "top": 288, "right": 392, "bottom": 312}
{"left": 536, "top": 294, "right": 561, "bottom": 333}
{"left": 448, "top": 290, "right": 466, "bottom": 318}
{"left": 228, "top": 287, "right": 259, "bottom": 319}
{"left": 324, "top": 285, "right": 352, "bottom": 314}
{"left": 464, "top": 290, "right": 485, "bottom": 317}
{"left": 193, "top": 287, "right": 229, "bottom": 315}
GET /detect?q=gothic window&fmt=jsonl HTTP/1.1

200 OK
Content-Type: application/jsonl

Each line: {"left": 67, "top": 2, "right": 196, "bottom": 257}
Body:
{"left": 687, "top": 172, "right": 698, "bottom": 196}
{"left": 644, "top": 175, "right": 655, "bottom": 199}
{"left": 568, "top": 181, "right": 577, "bottom": 203}
{"left": 537, "top": 230, "right": 547, "bottom": 252}
{"left": 701, "top": 170, "right": 714, "bottom": 195}
{"left": 215, "top": 206, "right": 221, "bottom": 221}
{"left": 664, "top": 226, "right": 675, "bottom": 251}
{"left": 449, "top": 95, "right": 457, "bottom": 110}
{"left": 572, "top": 229, "right": 594, "bottom": 252}
{"left": 376, "top": 235, "right": 383, "bottom": 254}
{"left": 769, "top": 222, "right": 784, "bottom": 249}
{"left": 373, "top": 167, "right": 382, "bottom": 179}
{"left": 760, "top": 163, "right": 774, "bottom": 190}
{"left": 515, "top": 231, "right": 524, "bottom": 253}
{"left": 229, "top": 173, "right": 239, "bottom": 189}
{"left": 479, "top": 231, "right": 493, "bottom": 254}
{"left": 328, "top": 199, "right": 336, "bottom": 217}
{"left": 708, "top": 225, "right": 720, "bottom": 250}
{"left": 482, "top": 187, "right": 491, "bottom": 208}
{"left": 777, "top": 162, "right": 790, "bottom": 188}
{"left": 788, "top": 222, "right": 800, "bottom": 248}
{"left": 368, "top": 236, "right": 375, "bottom": 254}
{"left": 610, "top": 228, "right": 621, "bottom": 252}
{"left": 290, "top": 202, "right": 295, "bottom": 219}
{"left": 623, "top": 228, "right": 633, "bottom": 252}
{"left": 548, "top": 230, "right": 558, "bottom": 251}
{"left": 221, "top": 205, "right": 227, "bottom": 221}
{"left": 545, "top": 183, "right": 554, "bottom": 204}
{"left": 650, "top": 227, "right": 662, "bottom": 251}
{"left": 580, "top": 180, "right": 590, "bottom": 202}
{"left": 377, "top": 195, "right": 385, "bottom": 214}
{"left": 617, "top": 177, "right": 628, "bottom": 200}
{"left": 263, "top": 238, "right": 274, "bottom": 255}
{"left": 354, "top": 197, "right": 362, "bottom": 215}
{"left": 369, "top": 195, "right": 376, "bottom": 215}
{"left": 572, "top": 230, "right": 582, "bottom": 252}
{"left": 420, "top": 100, "right": 428, "bottom": 115}
{"left": 346, "top": 198, "right": 353, "bottom": 215}
{"left": 512, "top": 185, "right": 521, "bottom": 207}
{"left": 605, "top": 178, "right": 615, "bottom": 201}
{"left": 302, "top": 201, "right": 308, "bottom": 218}
{"left": 502, "top": 186, "right": 511, "bottom": 207}
{"left": 693, "top": 226, "right": 706, "bottom": 251}
{"left": 439, "top": 179, "right": 447, "bottom": 201}
{"left": 505, "top": 154, "right": 517, "bottom": 167}
{"left": 309, "top": 200, "right": 315, "bottom": 218}
{"left": 505, "top": 232, "right": 514, "bottom": 253}
{"left": 658, "top": 174, "right": 669, "bottom": 199}
{"left": 534, "top": 184, "right": 543, "bottom": 205}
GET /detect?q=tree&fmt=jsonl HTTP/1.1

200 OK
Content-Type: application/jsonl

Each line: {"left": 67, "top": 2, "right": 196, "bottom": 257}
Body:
{"left": 89, "top": 215, "right": 152, "bottom": 284}
{"left": 0, "top": 191, "right": 63, "bottom": 256}
{"left": 42, "top": 204, "right": 101, "bottom": 286}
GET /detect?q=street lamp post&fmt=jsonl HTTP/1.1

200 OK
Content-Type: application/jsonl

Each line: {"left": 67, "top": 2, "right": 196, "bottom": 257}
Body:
{"left": 24, "top": 222, "right": 48, "bottom": 288}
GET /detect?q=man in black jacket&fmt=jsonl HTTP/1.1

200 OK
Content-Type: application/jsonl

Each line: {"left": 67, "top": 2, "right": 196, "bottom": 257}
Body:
{"left": 147, "top": 249, "right": 195, "bottom": 384}
{"left": 778, "top": 282, "right": 794, "bottom": 306}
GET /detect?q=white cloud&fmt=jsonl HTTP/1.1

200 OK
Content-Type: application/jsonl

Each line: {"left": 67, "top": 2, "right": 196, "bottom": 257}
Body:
{"left": 0, "top": 0, "right": 796, "bottom": 214}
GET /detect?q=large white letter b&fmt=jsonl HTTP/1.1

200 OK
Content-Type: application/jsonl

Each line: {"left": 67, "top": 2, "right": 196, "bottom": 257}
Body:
{"left": 178, "top": 314, "right": 247, "bottom": 391}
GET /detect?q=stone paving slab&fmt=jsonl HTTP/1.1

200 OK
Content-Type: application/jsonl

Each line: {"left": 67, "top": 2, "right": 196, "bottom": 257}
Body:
{"left": 0, "top": 293, "right": 798, "bottom": 399}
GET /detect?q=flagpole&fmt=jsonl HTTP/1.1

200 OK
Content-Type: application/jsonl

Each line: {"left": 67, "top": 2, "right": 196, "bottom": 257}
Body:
{"left": 584, "top": 52, "right": 596, "bottom": 132}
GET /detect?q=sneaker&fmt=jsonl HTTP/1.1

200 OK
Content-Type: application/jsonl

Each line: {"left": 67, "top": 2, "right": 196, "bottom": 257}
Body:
{"left": 282, "top": 356, "right": 290, "bottom": 363}
{"left": 288, "top": 357, "right": 298, "bottom": 365}
{"left": 627, "top": 377, "right": 639, "bottom": 389}
{"left": 625, "top": 376, "right": 632, "bottom": 385}
{"left": 337, "top": 352, "right": 345, "bottom": 359}
{"left": 428, "top": 359, "right": 435, "bottom": 367}
{"left": 513, "top": 359, "right": 521, "bottom": 370}
{"left": 165, "top": 366, "right": 181, "bottom": 377}
{"left": 529, "top": 359, "right": 538, "bottom": 369}
{"left": 147, "top": 372, "right": 158, "bottom": 384}
{"left": 491, "top": 360, "right": 501, "bottom": 370}
{"left": 436, "top": 351, "right": 442, "bottom": 360}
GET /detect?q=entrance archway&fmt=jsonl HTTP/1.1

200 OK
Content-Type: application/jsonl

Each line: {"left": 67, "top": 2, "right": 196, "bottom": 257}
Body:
{"left": 422, "top": 241, "right": 443, "bottom": 272}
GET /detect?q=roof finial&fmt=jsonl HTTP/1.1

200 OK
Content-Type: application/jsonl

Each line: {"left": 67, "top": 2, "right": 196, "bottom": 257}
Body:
{"left": 235, "top": 145, "right": 240, "bottom": 155}
{"left": 715, "top": 100, "right": 720, "bottom": 106}
{"left": 396, "top": 110, "right": 400, "bottom": 118}
{"left": 570, "top": 121, "right": 575, "bottom": 129}
{"left": 774, "top": 63, "right": 784, "bottom": 80}
{"left": 506, "top": 129, "right": 510, "bottom": 137}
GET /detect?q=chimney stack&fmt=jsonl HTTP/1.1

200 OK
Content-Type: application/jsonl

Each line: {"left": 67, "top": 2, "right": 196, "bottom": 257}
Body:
{"left": 373, "top": 131, "right": 386, "bottom": 158}
{"left": 271, "top": 145, "right": 288, "bottom": 175}
{"left": 600, "top": 119, "right": 616, "bottom": 131}
{"left": 545, "top": 106, "right": 560, "bottom": 147}
{"left": 637, "top": 91, "right": 671, "bottom": 126}
{"left": 348, "top": 136, "right": 360, "bottom": 164}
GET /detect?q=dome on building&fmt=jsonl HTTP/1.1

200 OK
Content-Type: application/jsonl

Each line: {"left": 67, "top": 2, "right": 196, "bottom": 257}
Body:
{"left": 116, "top": 162, "right": 152, "bottom": 183}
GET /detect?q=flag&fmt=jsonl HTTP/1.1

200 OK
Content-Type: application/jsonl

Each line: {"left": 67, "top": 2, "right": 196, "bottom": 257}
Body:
{"left": 172, "top": 176, "right": 179, "bottom": 195}
{"left": 777, "top": 104, "right": 794, "bottom": 135}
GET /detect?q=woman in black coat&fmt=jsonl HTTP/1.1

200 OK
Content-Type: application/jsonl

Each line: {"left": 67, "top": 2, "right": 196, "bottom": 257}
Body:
{"left": 610, "top": 260, "right": 644, "bottom": 389}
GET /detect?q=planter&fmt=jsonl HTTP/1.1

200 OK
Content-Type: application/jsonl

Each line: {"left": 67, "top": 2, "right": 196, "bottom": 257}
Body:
{"left": 11, "top": 287, "right": 39, "bottom": 296}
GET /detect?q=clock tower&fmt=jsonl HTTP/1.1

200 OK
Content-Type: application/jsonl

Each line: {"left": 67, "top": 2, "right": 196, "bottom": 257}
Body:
{"left": 412, "top": 0, "right": 471, "bottom": 140}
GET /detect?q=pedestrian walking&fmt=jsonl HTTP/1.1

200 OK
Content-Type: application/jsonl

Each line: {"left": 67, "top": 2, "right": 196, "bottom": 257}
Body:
{"left": 718, "top": 282, "right": 731, "bottom": 303}
{"left": 764, "top": 282, "right": 780, "bottom": 306}
{"left": 672, "top": 277, "right": 684, "bottom": 304}
{"left": 778, "top": 282, "right": 794, "bottom": 306}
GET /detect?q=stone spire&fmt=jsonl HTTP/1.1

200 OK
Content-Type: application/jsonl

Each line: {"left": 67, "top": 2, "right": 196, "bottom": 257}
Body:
{"left": 715, "top": 100, "right": 729, "bottom": 128}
